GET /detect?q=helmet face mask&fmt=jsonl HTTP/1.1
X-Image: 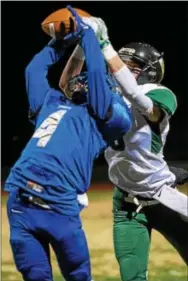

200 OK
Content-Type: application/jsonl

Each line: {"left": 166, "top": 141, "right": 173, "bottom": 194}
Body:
{"left": 118, "top": 43, "right": 165, "bottom": 85}
{"left": 66, "top": 71, "right": 121, "bottom": 104}
{"left": 67, "top": 72, "right": 88, "bottom": 96}
{"left": 66, "top": 72, "right": 88, "bottom": 103}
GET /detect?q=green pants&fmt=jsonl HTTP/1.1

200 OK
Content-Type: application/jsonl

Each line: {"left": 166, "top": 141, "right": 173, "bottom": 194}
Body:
{"left": 113, "top": 187, "right": 188, "bottom": 281}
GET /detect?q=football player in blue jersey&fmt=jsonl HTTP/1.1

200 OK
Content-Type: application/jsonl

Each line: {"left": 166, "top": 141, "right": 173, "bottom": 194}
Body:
{"left": 5, "top": 7, "right": 132, "bottom": 281}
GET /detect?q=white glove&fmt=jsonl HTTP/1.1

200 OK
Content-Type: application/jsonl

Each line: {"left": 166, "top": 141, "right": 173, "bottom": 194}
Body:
{"left": 82, "top": 16, "right": 117, "bottom": 60}
{"left": 95, "top": 18, "right": 109, "bottom": 41}
{"left": 82, "top": 17, "right": 108, "bottom": 41}
{"left": 82, "top": 17, "right": 99, "bottom": 36}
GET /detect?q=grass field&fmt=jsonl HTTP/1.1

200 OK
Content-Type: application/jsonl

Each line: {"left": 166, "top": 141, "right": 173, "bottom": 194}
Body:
{"left": 2, "top": 186, "right": 188, "bottom": 281}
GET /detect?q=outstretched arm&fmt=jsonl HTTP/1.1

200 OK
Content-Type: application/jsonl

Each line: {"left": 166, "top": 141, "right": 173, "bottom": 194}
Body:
{"left": 81, "top": 28, "right": 132, "bottom": 137}
{"left": 81, "top": 27, "right": 113, "bottom": 120}
{"left": 88, "top": 18, "right": 170, "bottom": 122}
{"left": 25, "top": 39, "right": 65, "bottom": 120}
{"left": 61, "top": 6, "right": 113, "bottom": 119}
{"left": 59, "top": 44, "right": 85, "bottom": 97}
{"left": 62, "top": 7, "right": 132, "bottom": 139}
{"left": 103, "top": 54, "right": 162, "bottom": 121}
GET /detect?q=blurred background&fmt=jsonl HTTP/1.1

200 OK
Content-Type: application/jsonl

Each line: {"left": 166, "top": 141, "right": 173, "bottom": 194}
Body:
{"left": 1, "top": 1, "right": 188, "bottom": 181}
{"left": 1, "top": 2, "right": 188, "bottom": 281}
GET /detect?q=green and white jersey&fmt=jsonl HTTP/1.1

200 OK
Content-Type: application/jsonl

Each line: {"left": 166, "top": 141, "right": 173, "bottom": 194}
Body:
{"left": 105, "top": 83, "right": 178, "bottom": 198}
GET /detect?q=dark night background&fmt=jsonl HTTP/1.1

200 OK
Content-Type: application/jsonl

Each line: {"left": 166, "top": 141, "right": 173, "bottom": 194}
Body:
{"left": 1, "top": 1, "right": 188, "bottom": 173}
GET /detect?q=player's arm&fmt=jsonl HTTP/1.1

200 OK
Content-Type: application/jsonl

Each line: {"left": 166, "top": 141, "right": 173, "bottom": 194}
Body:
{"left": 81, "top": 27, "right": 114, "bottom": 120}
{"left": 59, "top": 15, "right": 107, "bottom": 98}
{"left": 25, "top": 39, "right": 65, "bottom": 120}
{"left": 87, "top": 18, "right": 174, "bottom": 122}
{"left": 104, "top": 55, "right": 174, "bottom": 121}
{"left": 65, "top": 7, "right": 132, "bottom": 136}
{"left": 59, "top": 44, "right": 85, "bottom": 95}
{"left": 81, "top": 28, "right": 132, "bottom": 137}
{"left": 64, "top": 6, "right": 112, "bottom": 119}
{"left": 73, "top": 17, "right": 156, "bottom": 121}
{"left": 103, "top": 48, "right": 164, "bottom": 120}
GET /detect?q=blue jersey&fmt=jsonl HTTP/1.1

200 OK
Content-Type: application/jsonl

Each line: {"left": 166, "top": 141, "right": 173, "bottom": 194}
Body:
{"left": 5, "top": 28, "right": 132, "bottom": 215}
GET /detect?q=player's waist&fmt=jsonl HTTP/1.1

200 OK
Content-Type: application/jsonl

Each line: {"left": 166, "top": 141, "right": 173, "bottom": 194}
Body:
{"left": 115, "top": 186, "right": 159, "bottom": 214}
{"left": 16, "top": 184, "right": 81, "bottom": 215}
{"left": 116, "top": 186, "right": 156, "bottom": 202}
{"left": 5, "top": 177, "right": 80, "bottom": 214}
{"left": 18, "top": 188, "right": 52, "bottom": 209}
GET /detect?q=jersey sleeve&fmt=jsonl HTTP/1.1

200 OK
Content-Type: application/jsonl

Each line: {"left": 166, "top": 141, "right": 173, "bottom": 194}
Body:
{"left": 99, "top": 93, "right": 132, "bottom": 143}
{"left": 25, "top": 41, "right": 65, "bottom": 119}
{"left": 145, "top": 88, "right": 177, "bottom": 116}
{"left": 81, "top": 28, "right": 112, "bottom": 120}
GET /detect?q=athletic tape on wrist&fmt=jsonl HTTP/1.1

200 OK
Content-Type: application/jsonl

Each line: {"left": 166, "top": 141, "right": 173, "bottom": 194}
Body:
{"left": 102, "top": 44, "right": 117, "bottom": 61}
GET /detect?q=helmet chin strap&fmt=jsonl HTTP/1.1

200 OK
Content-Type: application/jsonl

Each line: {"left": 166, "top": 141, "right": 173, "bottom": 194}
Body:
{"left": 136, "top": 74, "right": 150, "bottom": 85}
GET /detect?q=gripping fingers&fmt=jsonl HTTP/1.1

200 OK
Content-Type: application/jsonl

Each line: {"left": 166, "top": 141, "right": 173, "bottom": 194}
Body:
{"left": 95, "top": 18, "right": 109, "bottom": 41}
{"left": 66, "top": 5, "right": 89, "bottom": 31}
{"left": 63, "top": 5, "right": 88, "bottom": 44}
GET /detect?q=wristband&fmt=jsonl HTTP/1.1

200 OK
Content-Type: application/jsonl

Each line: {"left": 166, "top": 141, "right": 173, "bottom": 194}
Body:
{"left": 100, "top": 40, "right": 118, "bottom": 60}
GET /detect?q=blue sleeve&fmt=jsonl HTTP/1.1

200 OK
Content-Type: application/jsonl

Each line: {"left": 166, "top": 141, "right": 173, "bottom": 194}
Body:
{"left": 25, "top": 43, "right": 65, "bottom": 117}
{"left": 81, "top": 29, "right": 112, "bottom": 120}
{"left": 100, "top": 93, "right": 132, "bottom": 143}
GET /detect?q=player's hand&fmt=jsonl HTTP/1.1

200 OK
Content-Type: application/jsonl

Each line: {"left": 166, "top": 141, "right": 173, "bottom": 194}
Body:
{"left": 48, "top": 38, "right": 65, "bottom": 51}
{"left": 81, "top": 17, "right": 102, "bottom": 38}
{"left": 63, "top": 5, "right": 89, "bottom": 46}
{"left": 82, "top": 17, "right": 109, "bottom": 40}
{"left": 65, "top": 6, "right": 110, "bottom": 46}
{"left": 82, "top": 16, "right": 112, "bottom": 52}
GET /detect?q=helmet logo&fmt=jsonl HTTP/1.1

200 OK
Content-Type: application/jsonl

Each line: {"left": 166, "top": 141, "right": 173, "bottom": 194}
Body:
{"left": 148, "top": 71, "right": 156, "bottom": 76}
{"left": 119, "top": 47, "right": 136, "bottom": 55}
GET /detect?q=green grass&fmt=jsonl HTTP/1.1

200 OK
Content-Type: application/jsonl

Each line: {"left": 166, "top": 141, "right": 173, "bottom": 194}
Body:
{"left": 1, "top": 194, "right": 7, "bottom": 205}
{"left": 88, "top": 188, "right": 113, "bottom": 200}
{"left": 2, "top": 272, "right": 187, "bottom": 281}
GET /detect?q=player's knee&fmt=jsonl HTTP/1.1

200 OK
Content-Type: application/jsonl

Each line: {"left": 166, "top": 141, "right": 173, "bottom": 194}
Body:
{"left": 69, "top": 260, "right": 91, "bottom": 281}
{"left": 22, "top": 267, "right": 52, "bottom": 281}
{"left": 118, "top": 255, "right": 147, "bottom": 281}
{"left": 9, "top": 236, "right": 27, "bottom": 270}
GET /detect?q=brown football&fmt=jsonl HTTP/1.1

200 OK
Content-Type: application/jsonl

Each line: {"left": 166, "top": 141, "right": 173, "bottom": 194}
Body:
{"left": 41, "top": 7, "right": 91, "bottom": 40}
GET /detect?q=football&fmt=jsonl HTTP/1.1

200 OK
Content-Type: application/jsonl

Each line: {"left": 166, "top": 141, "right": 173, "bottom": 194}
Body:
{"left": 41, "top": 7, "right": 91, "bottom": 40}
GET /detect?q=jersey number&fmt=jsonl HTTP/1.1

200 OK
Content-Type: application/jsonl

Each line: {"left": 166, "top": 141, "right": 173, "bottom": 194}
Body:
{"left": 32, "top": 108, "right": 68, "bottom": 147}
{"left": 110, "top": 137, "right": 125, "bottom": 151}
